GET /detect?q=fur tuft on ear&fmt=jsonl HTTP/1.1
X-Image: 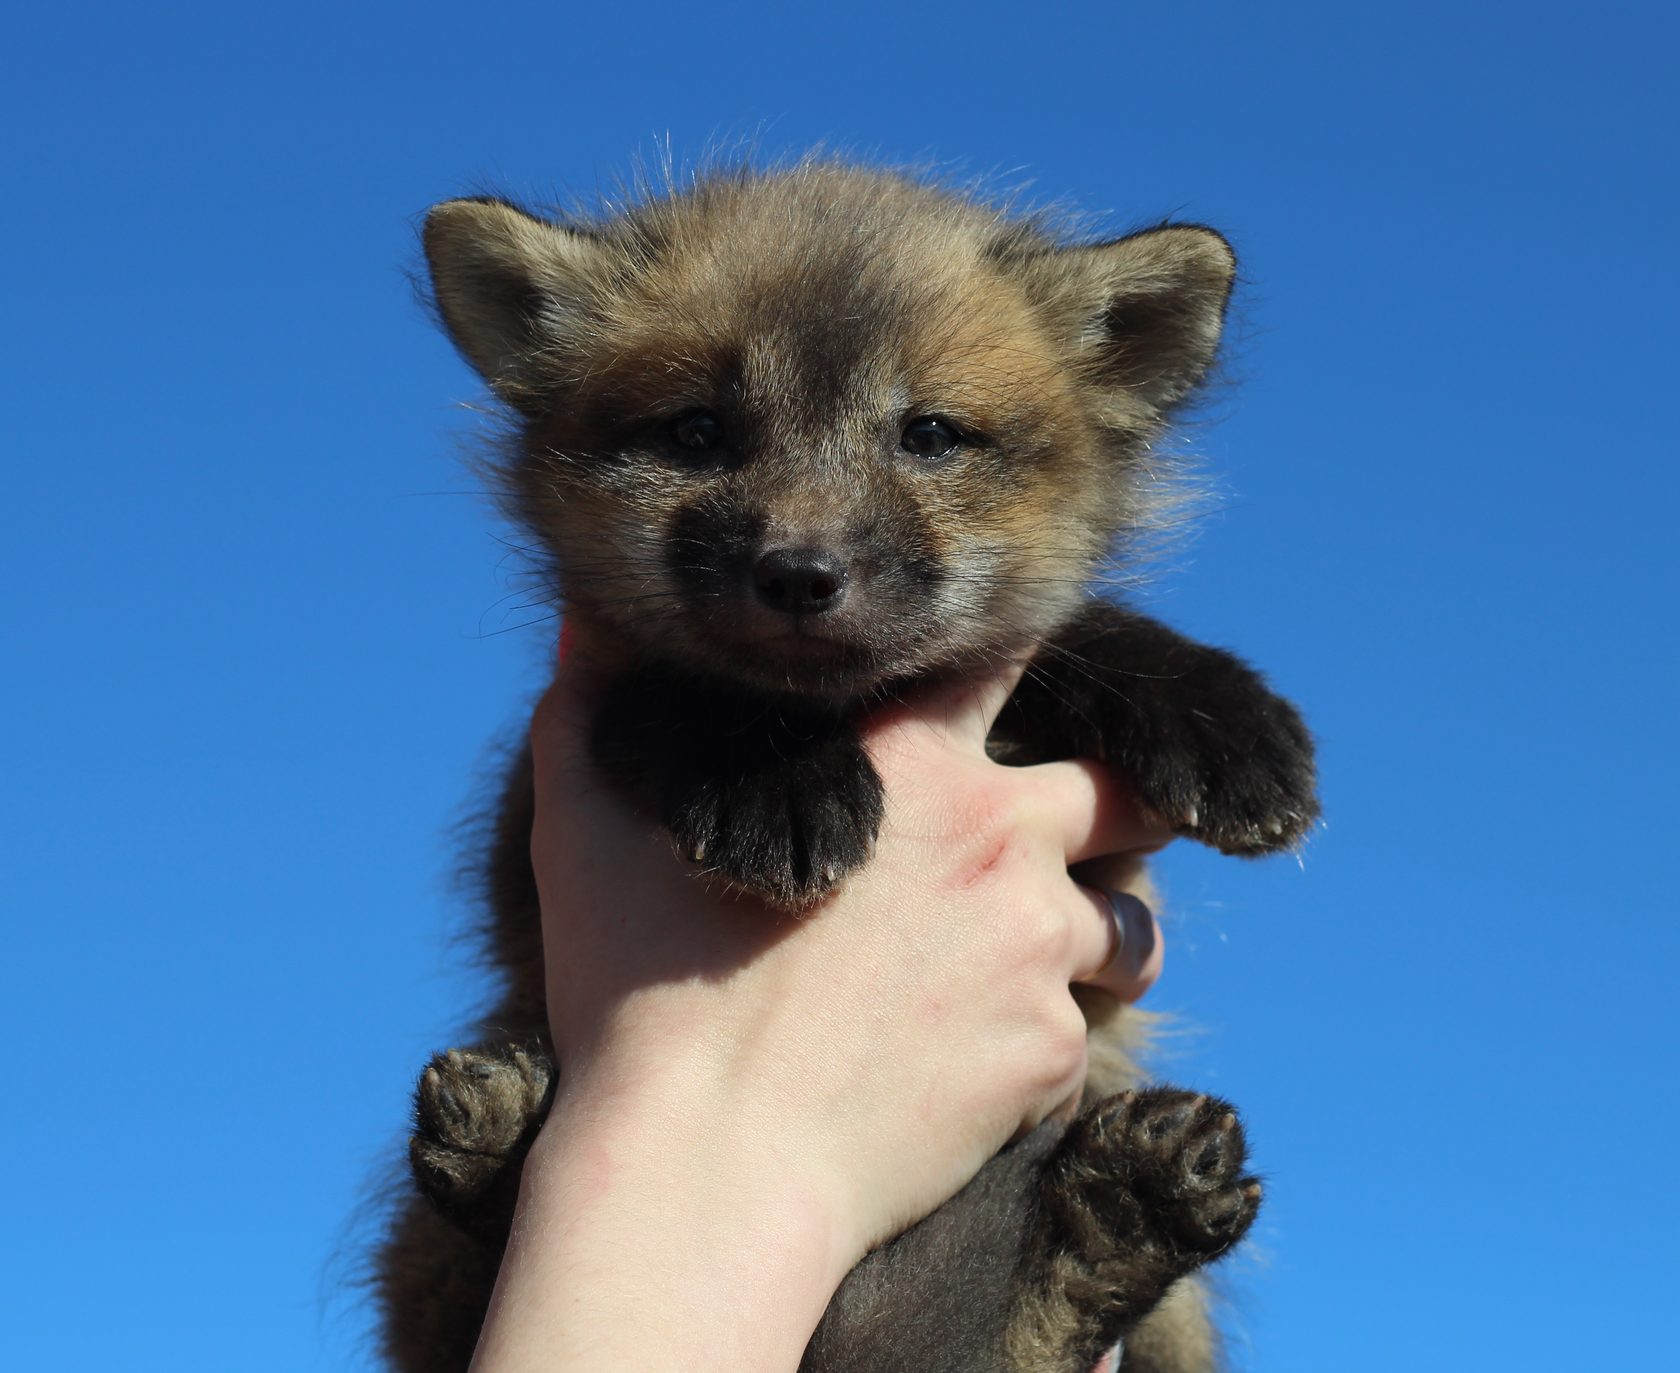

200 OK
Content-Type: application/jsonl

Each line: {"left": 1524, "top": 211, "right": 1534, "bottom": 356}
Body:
{"left": 422, "top": 198, "right": 610, "bottom": 412}
{"left": 1016, "top": 226, "right": 1236, "bottom": 414}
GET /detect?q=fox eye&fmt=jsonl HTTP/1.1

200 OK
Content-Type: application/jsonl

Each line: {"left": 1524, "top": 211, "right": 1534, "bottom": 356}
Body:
{"left": 672, "top": 410, "right": 724, "bottom": 452}
{"left": 900, "top": 416, "right": 962, "bottom": 461}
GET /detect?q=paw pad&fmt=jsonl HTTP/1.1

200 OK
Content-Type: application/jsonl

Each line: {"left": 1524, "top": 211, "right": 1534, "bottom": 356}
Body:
{"left": 1052, "top": 1086, "right": 1262, "bottom": 1259}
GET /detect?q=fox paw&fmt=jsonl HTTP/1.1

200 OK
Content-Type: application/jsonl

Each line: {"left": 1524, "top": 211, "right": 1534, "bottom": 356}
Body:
{"left": 1024, "top": 1088, "right": 1260, "bottom": 1362}
{"left": 409, "top": 1044, "right": 553, "bottom": 1235}
{"left": 667, "top": 732, "right": 884, "bottom": 909}
{"left": 1130, "top": 682, "right": 1318, "bottom": 858}
{"left": 1178, "top": 689, "right": 1317, "bottom": 856}
{"left": 1056, "top": 1088, "right": 1260, "bottom": 1256}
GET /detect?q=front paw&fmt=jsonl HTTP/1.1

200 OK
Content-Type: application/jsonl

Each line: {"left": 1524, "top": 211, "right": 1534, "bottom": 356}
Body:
{"left": 1130, "top": 671, "right": 1319, "bottom": 856}
{"left": 1001, "top": 609, "right": 1318, "bottom": 859}
{"left": 590, "top": 671, "right": 886, "bottom": 910}
{"left": 667, "top": 730, "right": 884, "bottom": 909}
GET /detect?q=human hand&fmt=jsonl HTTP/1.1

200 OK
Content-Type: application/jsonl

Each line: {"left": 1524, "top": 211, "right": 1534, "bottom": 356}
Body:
{"left": 470, "top": 642, "right": 1176, "bottom": 1372}
{"left": 527, "top": 637, "right": 1176, "bottom": 1265}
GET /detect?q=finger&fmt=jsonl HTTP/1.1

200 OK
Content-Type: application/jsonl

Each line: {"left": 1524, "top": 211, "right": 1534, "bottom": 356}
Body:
{"left": 528, "top": 681, "right": 580, "bottom": 803}
{"left": 1067, "top": 883, "right": 1164, "bottom": 1003}
{"left": 550, "top": 615, "right": 618, "bottom": 694}
{"left": 1016, "top": 756, "right": 1177, "bottom": 865}
{"left": 529, "top": 665, "right": 610, "bottom": 806}
{"left": 874, "top": 657, "right": 1032, "bottom": 751}
{"left": 936, "top": 656, "right": 1033, "bottom": 740}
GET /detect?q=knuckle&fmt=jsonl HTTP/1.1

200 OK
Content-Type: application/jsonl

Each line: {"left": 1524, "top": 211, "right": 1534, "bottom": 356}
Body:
{"left": 1015, "top": 900, "right": 1072, "bottom": 968}
{"left": 1039, "top": 1007, "right": 1091, "bottom": 1085}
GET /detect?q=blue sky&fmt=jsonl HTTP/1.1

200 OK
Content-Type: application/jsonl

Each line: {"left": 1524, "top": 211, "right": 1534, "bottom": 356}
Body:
{"left": 3, "top": 2, "right": 1676, "bottom": 1368}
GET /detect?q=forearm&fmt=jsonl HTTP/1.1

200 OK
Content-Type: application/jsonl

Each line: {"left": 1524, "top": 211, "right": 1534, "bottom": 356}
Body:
{"left": 470, "top": 1076, "right": 853, "bottom": 1373}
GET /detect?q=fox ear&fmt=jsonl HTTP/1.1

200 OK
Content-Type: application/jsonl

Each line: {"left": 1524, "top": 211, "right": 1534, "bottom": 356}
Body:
{"left": 422, "top": 198, "right": 610, "bottom": 412}
{"left": 1024, "top": 225, "right": 1236, "bottom": 413}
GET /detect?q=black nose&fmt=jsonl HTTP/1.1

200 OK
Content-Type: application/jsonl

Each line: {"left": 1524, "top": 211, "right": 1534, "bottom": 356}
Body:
{"left": 752, "top": 547, "right": 849, "bottom": 615}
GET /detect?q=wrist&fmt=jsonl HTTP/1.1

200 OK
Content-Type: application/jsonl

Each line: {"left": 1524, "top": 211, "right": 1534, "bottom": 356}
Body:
{"left": 471, "top": 1067, "right": 855, "bottom": 1373}
{"left": 552, "top": 1025, "right": 885, "bottom": 1265}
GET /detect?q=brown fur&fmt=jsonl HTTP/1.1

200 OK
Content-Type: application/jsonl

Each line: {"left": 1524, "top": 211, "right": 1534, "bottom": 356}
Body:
{"left": 375, "top": 160, "right": 1316, "bottom": 1372}
{"left": 427, "top": 166, "right": 1229, "bottom": 704}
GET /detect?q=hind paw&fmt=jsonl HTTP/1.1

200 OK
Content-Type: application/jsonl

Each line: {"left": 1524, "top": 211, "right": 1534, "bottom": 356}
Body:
{"left": 409, "top": 1044, "right": 553, "bottom": 1231}
{"left": 1056, "top": 1087, "right": 1261, "bottom": 1257}
{"left": 1022, "top": 1087, "right": 1260, "bottom": 1362}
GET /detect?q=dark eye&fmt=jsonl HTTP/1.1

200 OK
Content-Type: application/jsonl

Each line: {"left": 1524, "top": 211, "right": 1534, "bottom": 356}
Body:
{"left": 900, "top": 416, "right": 962, "bottom": 461}
{"left": 672, "top": 410, "right": 724, "bottom": 452}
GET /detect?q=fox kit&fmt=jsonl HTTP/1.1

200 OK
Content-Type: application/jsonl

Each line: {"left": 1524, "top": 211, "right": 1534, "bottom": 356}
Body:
{"left": 375, "top": 163, "right": 1317, "bottom": 1373}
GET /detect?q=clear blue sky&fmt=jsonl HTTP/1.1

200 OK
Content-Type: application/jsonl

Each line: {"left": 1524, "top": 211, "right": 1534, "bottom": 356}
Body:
{"left": 4, "top": 2, "right": 1676, "bottom": 1368}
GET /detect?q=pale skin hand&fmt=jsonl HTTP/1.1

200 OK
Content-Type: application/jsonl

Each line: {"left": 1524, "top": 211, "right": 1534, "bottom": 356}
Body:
{"left": 469, "top": 648, "right": 1176, "bottom": 1373}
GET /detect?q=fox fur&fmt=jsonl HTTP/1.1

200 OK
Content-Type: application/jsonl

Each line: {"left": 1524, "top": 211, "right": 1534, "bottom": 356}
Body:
{"left": 374, "top": 161, "right": 1317, "bottom": 1373}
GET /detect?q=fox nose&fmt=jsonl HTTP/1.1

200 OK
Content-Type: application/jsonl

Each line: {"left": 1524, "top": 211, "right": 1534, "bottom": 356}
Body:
{"left": 752, "top": 547, "right": 849, "bottom": 615}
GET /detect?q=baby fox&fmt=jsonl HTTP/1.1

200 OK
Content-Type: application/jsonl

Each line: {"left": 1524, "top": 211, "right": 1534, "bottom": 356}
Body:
{"left": 376, "top": 163, "right": 1318, "bottom": 1373}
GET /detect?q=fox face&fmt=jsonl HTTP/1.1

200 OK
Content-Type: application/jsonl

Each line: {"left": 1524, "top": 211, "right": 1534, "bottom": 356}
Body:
{"left": 424, "top": 165, "right": 1235, "bottom": 698}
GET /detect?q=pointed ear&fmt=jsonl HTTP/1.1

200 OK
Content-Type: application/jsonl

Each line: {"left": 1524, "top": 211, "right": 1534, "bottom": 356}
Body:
{"left": 422, "top": 198, "right": 610, "bottom": 412}
{"left": 1027, "top": 225, "right": 1236, "bottom": 413}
